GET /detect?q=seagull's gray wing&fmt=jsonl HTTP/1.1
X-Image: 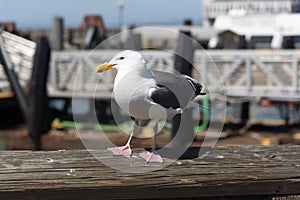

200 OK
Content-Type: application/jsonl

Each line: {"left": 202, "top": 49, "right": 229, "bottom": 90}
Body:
{"left": 150, "top": 71, "right": 202, "bottom": 109}
{"left": 150, "top": 86, "right": 180, "bottom": 109}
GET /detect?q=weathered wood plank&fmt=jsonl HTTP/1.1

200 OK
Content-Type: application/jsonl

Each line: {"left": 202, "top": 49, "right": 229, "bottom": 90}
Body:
{"left": 0, "top": 146, "right": 299, "bottom": 199}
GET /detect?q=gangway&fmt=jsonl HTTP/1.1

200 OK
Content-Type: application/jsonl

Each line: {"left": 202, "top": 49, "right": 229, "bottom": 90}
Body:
{"left": 49, "top": 49, "right": 300, "bottom": 101}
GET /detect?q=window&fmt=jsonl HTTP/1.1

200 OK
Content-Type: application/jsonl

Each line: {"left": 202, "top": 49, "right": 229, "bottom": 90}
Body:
{"left": 249, "top": 36, "right": 273, "bottom": 49}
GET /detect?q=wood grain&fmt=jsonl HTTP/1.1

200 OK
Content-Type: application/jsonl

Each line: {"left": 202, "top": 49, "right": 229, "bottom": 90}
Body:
{"left": 0, "top": 146, "right": 299, "bottom": 199}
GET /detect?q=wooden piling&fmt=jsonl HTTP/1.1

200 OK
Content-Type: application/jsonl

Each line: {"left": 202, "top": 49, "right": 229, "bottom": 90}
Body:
{"left": 51, "top": 17, "right": 64, "bottom": 50}
{"left": 172, "top": 30, "right": 196, "bottom": 146}
{"left": 28, "top": 36, "right": 52, "bottom": 150}
{"left": 123, "top": 29, "right": 142, "bottom": 50}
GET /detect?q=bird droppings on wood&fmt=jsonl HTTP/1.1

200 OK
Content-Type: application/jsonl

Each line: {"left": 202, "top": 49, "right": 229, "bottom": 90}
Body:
{"left": 216, "top": 154, "right": 224, "bottom": 159}
{"left": 66, "top": 168, "right": 76, "bottom": 176}
{"left": 46, "top": 158, "right": 53, "bottom": 163}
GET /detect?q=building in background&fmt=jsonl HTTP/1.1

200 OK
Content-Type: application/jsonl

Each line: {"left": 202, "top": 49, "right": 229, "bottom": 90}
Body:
{"left": 203, "top": 0, "right": 300, "bottom": 25}
{"left": 203, "top": 0, "right": 300, "bottom": 49}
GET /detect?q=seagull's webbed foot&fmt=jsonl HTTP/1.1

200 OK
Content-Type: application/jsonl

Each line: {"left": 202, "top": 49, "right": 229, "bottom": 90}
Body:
{"left": 107, "top": 144, "right": 132, "bottom": 156}
{"left": 139, "top": 151, "right": 163, "bottom": 163}
{"left": 107, "top": 125, "right": 138, "bottom": 157}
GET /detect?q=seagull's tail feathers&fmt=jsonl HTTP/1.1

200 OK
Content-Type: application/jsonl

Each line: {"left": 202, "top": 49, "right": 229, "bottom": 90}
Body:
{"left": 186, "top": 101, "right": 199, "bottom": 108}
{"left": 181, "top": 75, "right": 205, "bottom": 96}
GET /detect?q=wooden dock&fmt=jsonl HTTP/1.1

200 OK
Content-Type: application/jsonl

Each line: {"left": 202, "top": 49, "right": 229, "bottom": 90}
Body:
{"left": 0, "top": 145, "right": 299, "bottom": 199}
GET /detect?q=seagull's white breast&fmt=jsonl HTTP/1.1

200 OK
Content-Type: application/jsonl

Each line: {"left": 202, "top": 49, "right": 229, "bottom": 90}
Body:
{"left": 113, "top": 67, "right": 156, "bottom": 119}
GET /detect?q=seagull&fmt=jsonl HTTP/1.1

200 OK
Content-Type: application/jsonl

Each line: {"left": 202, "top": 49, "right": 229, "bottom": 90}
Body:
{"left": 96, "top": 50, "right": 204, "bottom": 163}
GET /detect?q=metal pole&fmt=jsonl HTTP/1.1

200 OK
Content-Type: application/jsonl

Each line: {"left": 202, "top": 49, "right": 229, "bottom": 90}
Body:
{"left": 246, "top": 57, "right": 252, "bottom": 92}
{"left": 118, "top": 0, "right": 125, "bottom": 30}
{"left": 292, "top": 55, "right": 298, "bottom": 92}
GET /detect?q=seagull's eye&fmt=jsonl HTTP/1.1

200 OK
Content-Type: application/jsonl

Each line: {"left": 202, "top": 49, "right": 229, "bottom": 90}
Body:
{"left": 119, "top": 56, "right": 125, "bottom": 60}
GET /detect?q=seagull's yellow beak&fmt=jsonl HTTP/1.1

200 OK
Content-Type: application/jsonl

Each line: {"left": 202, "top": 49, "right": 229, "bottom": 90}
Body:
{"left": 95, "top": 62, "right": 116, "bottom": 73}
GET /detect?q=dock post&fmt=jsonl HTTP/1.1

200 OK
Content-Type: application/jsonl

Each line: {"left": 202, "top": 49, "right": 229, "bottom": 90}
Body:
{"left": 241, "top": 101, "right": 249, "bottom": 124}
{"left": 171, "top": 30, "right": 195, "bottom": 146}
{"left": 28, "top": 36, "right": 51, "bottom": 150}
{"left": 51, "top": 17, "right": 64, "bottom": 50}
{"left": 230, "top": 101, "right": 250, "bottom": 131}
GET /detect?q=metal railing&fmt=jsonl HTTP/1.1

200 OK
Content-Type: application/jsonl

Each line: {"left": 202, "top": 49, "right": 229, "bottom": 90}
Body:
{"left": 49, "top": 49, "right": 300, "bottom": 101}
{"left": 49, "top": 50, "right": 175, "bottom": 98}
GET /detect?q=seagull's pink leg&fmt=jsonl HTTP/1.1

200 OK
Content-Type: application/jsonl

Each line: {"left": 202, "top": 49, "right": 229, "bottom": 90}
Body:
{"left": 139, "top": 121, "right": 163, "bottom": 163}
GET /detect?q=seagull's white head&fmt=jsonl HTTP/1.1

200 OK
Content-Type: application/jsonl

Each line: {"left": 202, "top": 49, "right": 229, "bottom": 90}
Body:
{"left": 95, "top": 50, "right": 146, "bottom": 73}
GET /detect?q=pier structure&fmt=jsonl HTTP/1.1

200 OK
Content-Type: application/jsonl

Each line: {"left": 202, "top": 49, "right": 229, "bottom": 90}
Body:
{"left": 1, "top": 30, "right": 300, "bottom": 148}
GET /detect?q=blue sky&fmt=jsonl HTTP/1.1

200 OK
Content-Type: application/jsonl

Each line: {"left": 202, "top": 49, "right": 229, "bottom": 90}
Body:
{"left": 0, "top": 0, "right": 203, "bottom": 28}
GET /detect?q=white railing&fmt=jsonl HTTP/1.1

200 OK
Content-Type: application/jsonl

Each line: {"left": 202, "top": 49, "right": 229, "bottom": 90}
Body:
{"left": 48, "top": 50, "right": 175, "bottom": 98}
{"left": 196, "top": 50, "right": 300, "bottom": 100}
{"left": 49, "top": 49, "right": 300, "bottom": 101}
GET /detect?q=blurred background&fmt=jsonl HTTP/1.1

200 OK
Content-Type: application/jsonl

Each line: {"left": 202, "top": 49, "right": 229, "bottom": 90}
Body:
{"left": 1, "top": 0, "right": 300, "bottom": 150}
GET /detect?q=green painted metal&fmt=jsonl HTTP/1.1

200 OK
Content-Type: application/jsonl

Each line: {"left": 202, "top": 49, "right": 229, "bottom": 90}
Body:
{"left": 195, "top": 95, "right": 210, "bottom": 132}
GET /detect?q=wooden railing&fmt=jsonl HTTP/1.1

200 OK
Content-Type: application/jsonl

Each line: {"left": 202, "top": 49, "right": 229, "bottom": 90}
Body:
{"left": 0, "top": 145, "right": 299, "bottom": 199}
